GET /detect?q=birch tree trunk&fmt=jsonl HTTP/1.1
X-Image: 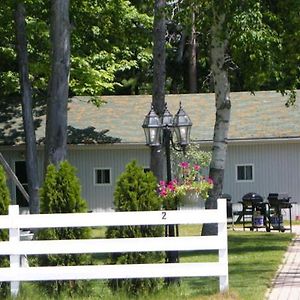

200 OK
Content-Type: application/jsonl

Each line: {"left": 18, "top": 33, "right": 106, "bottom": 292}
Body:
{"left": 202, "top": 6, "right": 231, "bottom": 235}
{"left": 151, "top": 0, "right": 166, "bottom": 181}
{"left": 15, "top": 1, "right": 40, "bottom": 214}
{"left": 44, "top": 0, "right": 70, "bottom": 169}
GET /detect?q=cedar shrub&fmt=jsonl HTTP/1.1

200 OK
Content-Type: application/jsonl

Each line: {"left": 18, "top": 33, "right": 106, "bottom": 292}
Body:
{"left": 37, "top": 161, "right": 92, "bottom": 297}
{"left": 0, "top": 165, "right": 10, "bottom": 298}
{"left": 106, "top": 160, "right": 164, "bottom": 296}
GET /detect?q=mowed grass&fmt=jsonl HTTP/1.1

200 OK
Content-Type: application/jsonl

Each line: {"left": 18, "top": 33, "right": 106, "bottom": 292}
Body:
{"left": 13, "top": 225, "right": 293, "bottom": 300}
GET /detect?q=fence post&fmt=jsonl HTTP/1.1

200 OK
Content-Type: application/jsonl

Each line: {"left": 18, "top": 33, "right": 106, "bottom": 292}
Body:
{"left": 218, "top": 198, "right": 229, "bottom": 292}
{"left": 9, "top": 205, "right": 21, "bottom": 297}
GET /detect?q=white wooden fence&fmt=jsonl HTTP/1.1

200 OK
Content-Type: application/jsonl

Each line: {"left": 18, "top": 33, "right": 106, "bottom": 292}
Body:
{"left": 0, "top": 198, "right": 228, "bottom": 296}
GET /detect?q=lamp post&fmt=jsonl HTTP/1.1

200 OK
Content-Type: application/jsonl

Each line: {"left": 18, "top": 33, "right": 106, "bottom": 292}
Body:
{"left": 142, "top": 102, "right": 192, "bottom": 266}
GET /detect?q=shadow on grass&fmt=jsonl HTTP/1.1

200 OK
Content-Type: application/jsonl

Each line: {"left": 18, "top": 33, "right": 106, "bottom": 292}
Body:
{"left": 85, "top": 230, "right": 293, "bottom": 300}
{"left": 182, "top": 277, "right": 219, "bottom": 296}
{"left": 229, "top": 232, "right": 293, "bottom": 254}
{"left": 179, "top": 250, "right": 217, "bottom": 259}
{"left": 179, "top": 231, "right": 293, "bottom": 300}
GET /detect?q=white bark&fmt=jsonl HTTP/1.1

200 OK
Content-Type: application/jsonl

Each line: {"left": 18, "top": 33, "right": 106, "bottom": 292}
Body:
{"left": 209, "top": 10, "right": 231, "bottom": 203}
{"left": 202, "top": 8, "right": 231, "bottom": 235}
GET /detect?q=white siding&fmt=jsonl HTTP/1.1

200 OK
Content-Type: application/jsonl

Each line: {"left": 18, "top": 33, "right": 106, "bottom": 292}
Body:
{"left": 1, "top": 147, "right": 150, "bottom": 212}
{"left": 223, "top": 142, "right": 300, "bottom": 218}
{"left": 68, "top": 148, "right": 150, "bottom": 211}
{"left": 2, "top": 141, "right": 300, "bottom": 218}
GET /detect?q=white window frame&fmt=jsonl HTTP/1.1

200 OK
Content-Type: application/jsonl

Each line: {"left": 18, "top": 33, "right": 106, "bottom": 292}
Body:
{"left": 236, "top": 164, "right": 254, "bottom": 182}
{"left": 94, "top": 168, "right": 112, "bottom": 186}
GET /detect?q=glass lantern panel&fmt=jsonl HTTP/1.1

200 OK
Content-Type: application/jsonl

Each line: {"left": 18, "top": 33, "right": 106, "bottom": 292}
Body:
{"left": 150, "top": 128, "right": 157, "bottom": 142}
{"left": 144, "top": 127, "right": 161, "bottom": 146}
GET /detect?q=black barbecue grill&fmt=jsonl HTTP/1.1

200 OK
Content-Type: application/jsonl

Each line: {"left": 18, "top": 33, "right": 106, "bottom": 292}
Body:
{"left": 242, "top": 193, "right": 264, "bottom": 206}
{"left": 267, "top": 193, "right": 293, "bottom": 232}
{"left": 267, "top": 193, "right": 291, "bottom": 206}
{"left": 240, "top": 193, "right": 268, "bottom": 231}
{"left": 221, "top": 193, "right": 234, "bottom": 229}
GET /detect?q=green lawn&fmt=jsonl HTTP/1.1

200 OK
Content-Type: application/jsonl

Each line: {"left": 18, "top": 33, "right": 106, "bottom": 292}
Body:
{"left": 169, "top": 226, "right": 294, "bottom": 300}
{"left": 14, "top": 226, "right": 293, "bottom": 300}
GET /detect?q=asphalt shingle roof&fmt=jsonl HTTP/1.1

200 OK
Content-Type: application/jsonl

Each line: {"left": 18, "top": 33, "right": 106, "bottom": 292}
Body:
{"left": 1, "top": 90, "right": 299, "bottom": 145}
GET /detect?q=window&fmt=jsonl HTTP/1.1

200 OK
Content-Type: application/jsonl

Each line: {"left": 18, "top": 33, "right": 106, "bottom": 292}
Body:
{"left": 236, "top": 164, "right": 254, "bottom": 182}
{"left": 143, "top": 168, "right": 151, "bottom": 173}
{"left": 94, "top": 168, "right": 111, "bottom": 185}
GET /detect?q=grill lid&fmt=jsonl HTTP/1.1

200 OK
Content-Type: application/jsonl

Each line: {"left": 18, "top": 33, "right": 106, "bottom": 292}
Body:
{"left": 268, "top": 193, "right": 290, "bottom": 202}
{"left": 242, "top": 192, "right": 263, "bottom": 203}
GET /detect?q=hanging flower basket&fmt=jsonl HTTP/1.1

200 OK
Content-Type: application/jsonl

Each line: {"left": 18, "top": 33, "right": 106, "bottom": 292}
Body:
{"left": 158, "top": 162, "right": 213, "bottom": 210}
{"left": 182, "top": 190, "right": 205, "bottom": 209}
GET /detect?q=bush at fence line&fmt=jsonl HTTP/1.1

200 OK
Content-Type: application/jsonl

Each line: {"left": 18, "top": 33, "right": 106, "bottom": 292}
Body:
{"left": 0, "top": 165, "right": 10, "bottom": 298}
{"left": 37, "top": 161, "right": 92, "bottom": 297}
{"left": 106, "top": 160, "right": 164, "bottom": 296}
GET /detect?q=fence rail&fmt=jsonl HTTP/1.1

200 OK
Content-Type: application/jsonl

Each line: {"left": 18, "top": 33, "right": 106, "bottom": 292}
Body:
{"left": 0, "top": 198, "right": 228, "bottom": 296}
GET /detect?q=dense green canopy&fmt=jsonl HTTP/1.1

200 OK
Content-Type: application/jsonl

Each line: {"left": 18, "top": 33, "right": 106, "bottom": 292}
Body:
{"left": 0, "top": 0, "right": 153, "bottom": 100}
{"left": 1, "top": 0, "right": 299, "bottom": 100}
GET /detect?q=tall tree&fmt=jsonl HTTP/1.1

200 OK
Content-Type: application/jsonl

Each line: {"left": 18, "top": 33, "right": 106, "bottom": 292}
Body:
{"left": 188, "top": 7, "right": 197, "bottom": 93}
{"left": 70, "top": 0, "right": 154, "bottom": 96}
{"left": 15, "top": 1, "right": 39, "bottom": 213}
{"left": 202, "top": 0, "right": 299, "bottom": 234}
{"left": 150, "top": 0, "right": 166, "bottom": 181}
{"left": 203, "top": 1, "right": 230, "bottom": 235}
{"left": 164, "top": 0, "right": 211, "bottom": 93}
{"left": 44, "top": 0, "right": 70, "bottom": 168}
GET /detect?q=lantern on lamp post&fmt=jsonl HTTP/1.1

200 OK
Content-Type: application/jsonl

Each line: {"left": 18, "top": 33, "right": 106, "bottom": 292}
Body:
{"left": 142, "top": 102, "right": 192, "bottom": 266}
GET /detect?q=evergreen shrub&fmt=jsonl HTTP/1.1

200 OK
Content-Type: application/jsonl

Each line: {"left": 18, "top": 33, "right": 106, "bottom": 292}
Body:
{"left": 37, "top": 161, "right": 92, "bottom": 297}
{"left": 106, "top": 160, "right": 164, "bottom": 296}
{"left": 0, "top": 165, "right": 10, "bottom": 298}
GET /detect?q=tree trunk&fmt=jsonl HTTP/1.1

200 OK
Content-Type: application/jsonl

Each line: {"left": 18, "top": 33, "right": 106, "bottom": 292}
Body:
{"left": 151, "top": 0, "right": 166, "bottom": 181}
{"left": 188, "top": 9, "right": 197, "bottom": 93}
{"left": 44, "top": 0, "right": 70, "bottom": 169}
{"left": 202, "top": 7, "right": 231, "bottom": 235}
{"left": 15, "top": 1, "right": 40, "bottom": 214}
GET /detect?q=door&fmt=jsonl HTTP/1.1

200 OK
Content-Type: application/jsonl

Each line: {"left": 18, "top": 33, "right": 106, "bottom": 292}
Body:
{"left": 15, "top": 161, "right": 29, "bottom": 207}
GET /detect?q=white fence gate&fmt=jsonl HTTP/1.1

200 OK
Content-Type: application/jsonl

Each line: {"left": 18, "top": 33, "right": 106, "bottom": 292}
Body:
{"left": 0, "top": 198, "right": 228, "bottom": 296}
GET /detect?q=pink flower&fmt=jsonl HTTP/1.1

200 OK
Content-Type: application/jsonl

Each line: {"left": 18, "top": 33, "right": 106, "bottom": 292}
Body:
{"left": 159, "top": 180, "right": 166, "bottom": 186}
{"left": 158, "top": 179, "right": 179, "bottom": 197}
{"left": 160, "top": 189, "right": 167, "bottom": 197}
{"left": 207, "top": 177, "right": 214, "bottom": 185}
{"left": 171, "top": 179, "right": 178, "bottom": 185}
{"left": 179, "top": 162, "right": 189, "bottom": 169}
{"left": 194, "top": 164, "right": 201, "bottom": 171}
{"left": 167, "top": 183, "right": 175, "bottom": 191}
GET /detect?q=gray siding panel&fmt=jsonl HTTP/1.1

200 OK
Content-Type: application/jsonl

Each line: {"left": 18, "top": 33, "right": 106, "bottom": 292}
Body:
{"left": 68, "top": 148, "right": 150, "bottom": 211}
{"left": 223, "top": 143, "right": 300, "bottom": 215}
{"left": 2, "top": 142, "right": 300, "bottom": 219}
{"left": 0, "top": 147, "right": 150, "bottom": 212}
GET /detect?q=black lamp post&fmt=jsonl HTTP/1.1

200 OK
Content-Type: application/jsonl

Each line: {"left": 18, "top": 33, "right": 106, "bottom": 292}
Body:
{"left": 142, "top": 102, "right": 192, "bottom": 266}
